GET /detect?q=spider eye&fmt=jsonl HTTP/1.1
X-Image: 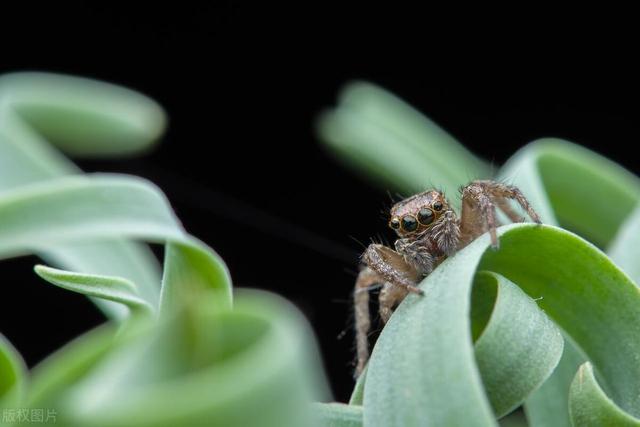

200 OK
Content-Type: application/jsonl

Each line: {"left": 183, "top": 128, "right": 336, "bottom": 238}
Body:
{"left": 433, "top": 201, "right": 443, "bottom": 211}
{"left": 389, "top": 218, "right": 400, "bottom": 230}
{"left": 418, "top": 208, "right": 434, "bottom": 225}
{"left": 401, "top": 215, "right": 418, "bottom": 232}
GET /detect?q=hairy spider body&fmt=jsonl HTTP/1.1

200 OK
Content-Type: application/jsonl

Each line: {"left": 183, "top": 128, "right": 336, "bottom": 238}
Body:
{"left": 354, "top": 180, "right": 541, "bottom": 375}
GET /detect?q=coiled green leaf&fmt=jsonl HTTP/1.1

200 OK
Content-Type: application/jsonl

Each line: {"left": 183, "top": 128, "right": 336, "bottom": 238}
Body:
{"left": 319, "top": 82, "right": 640, "bottom": 426}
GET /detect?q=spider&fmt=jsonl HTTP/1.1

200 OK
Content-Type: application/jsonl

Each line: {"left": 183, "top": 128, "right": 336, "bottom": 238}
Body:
{"left": 353, "top": 180, "right": 541, "bottom": 376}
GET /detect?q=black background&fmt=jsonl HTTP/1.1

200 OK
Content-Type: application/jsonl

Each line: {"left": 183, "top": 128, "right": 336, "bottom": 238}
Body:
{"left": 1, "top": 3, "right": 639, "bottom": 402}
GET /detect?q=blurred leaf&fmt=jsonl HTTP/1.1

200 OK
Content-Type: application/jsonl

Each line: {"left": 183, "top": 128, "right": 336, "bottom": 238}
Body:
{"left": 0, "top": 71, "right": 166, "bottom": 318}
{"left": 159, "top": 240, "right": 232, "bottom": 316}
{"left": 29, "top": 290, "right": 329, "bottom": 427}
{"left": 0, "top": 174, "right": 232, "bottom": 312}
{"left": 0, "top": 333, "right": 27, "bottom": 407}
{"left": 608, "top": 205, "right": 640, "bottom": 281}
{"left": 313, "top": 402, "right": 363, "bottom": 427}
{"left": 34, "top": 265, "right": 155, "bottom": 315}
{"left": 0, "top": 72, "right": 166, "bottom": 157}
{"left": 0, "top": 72, "right": 329, "bottom": 427}
{"left": 500, "top": 139, "right": 640, "bottom": 246}
{"left": 317, "top": 81, "right": 490, "bottom": 202}
{"left": 0, "top": 174, "right": 182, "bottom": 255}
{"left": 26, "top": 324, "right": 118, "bottom": 407}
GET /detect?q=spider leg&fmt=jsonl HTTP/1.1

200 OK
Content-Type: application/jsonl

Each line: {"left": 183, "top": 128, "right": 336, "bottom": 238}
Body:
{"left": 496, "top": 197, "right": 525, "bottom": 222}
{"left": 481, "top": 193, "right": 499, "bottom": 248}
{"left": 460, "top": 181, "right": 501, "bottom": 248}
{"left": 354, "top": 243, "right": 422, "bottom": 376}
{"left": 499, "top": 185, "right": 542, "bottom": 224}
{"left": 379, "top": 282, "right": 410, "bottom": 324}
{"left": 477, "top": 180, "right": 541, "bottom": 223}
{"left": 363, "top": 244, "right": 423, "bottom": 294}
{"left": 460, "top": 180, "right": 541, "bottom": 249}
{"left": 354, "top": 266, "right": 382, "bottom": 376}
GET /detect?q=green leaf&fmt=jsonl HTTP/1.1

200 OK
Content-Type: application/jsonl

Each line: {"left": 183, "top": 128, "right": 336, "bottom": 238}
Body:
{"left": 39, "top": 241, "right": 163, "bottom": 319}
{"left": 0, "top": 72, "right": 166, "bottom": 157}
{"left": 498, "top": 139, "right": 640, "bottom": 426}
{"left": 363, "top": 224, "right": 640, "bottom": 427}
{"left": 313, "top": 402, "right": 363, "bottom": 427}
{"left": 523, "top": 344, "right": 584, "bottom": 427}
{"left": 26, "top": 323, "right": 119, "bottom": 407}
{"left": 0, "top": 72, "right": 329, "bottom": 426}
{"left": 34, "top": 265, "right": 155, "bottom": 315}
{"left": 569, "top": 362, "right": 640, "bottom": 426}
{"left": 566, "top": 210, "right": 640, "bottom": 427}
{"left": 0, "top": 333, "right": 27, "bottom": 407}
{"left": 608, "top": 205, "right": 640, "bottom": 282}
{"left": 0, "top": 174, "right": 233, "bottom": 312}
{"left": 29, "top": 290, "right": 329, "bottom": 427}
{"left": 159, "top": 240, "right": 232, "bottom": 315}
{"left": 481, "top": 226, "right": 640, "bottom": 424}
{"left": 349, "top": 367, "right": 366, "bottom": 406}
{"left": 0, "top": 71, "right": 167, "bottom": 319}
{"left": 0, "top": 174, "right": 182, "bottom": 255}
{"left": 317, "top": 81, "right": 490, "bottom": 201}
{"left": 500, "top": 138, "right": 640, "bottom": 246}
{"left": 473, "top": 271, "right": 563, "bottom": 417}
{"left": 319, "top": 83, "right": 640, "bottom": 426}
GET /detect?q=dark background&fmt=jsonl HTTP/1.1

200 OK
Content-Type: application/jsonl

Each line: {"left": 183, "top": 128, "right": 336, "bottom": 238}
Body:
{"left": 1, "top": 3, "right": 639, "bottom": 402}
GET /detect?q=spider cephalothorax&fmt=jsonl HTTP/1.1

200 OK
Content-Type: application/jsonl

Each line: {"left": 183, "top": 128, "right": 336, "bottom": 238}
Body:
{"left": 388, "top": 190, "right": 448, "bottom": 236}
{"left": 353, "top": 180, "right": 541, "bottom": 375}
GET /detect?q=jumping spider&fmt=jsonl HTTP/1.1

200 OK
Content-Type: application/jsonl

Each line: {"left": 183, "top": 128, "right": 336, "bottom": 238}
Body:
{"left": 354, "top": 180, "right": 541, "bottom": 376}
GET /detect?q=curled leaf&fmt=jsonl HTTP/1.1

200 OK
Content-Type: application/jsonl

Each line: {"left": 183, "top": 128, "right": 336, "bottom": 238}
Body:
{"left": 34, "top": 265, "right": 154, "bottom": 315}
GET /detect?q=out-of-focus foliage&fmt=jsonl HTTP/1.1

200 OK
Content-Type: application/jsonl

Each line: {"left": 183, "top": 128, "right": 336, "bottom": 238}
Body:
{"left": 0, "top": 72, "right": 328, "bottom": 426}
{"left": 316, "top": 82, "right": 640, "bottom": 426}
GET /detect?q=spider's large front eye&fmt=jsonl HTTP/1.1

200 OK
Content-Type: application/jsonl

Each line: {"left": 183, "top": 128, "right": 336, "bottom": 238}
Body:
{"left": 418, "top": 208, "right": 434, "bottom": 225}
{"left": 389, "top": 218, "right": 400, "bottom": 230}
{"left": 401, "top": 215, "right": 418, "bottom": 232}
